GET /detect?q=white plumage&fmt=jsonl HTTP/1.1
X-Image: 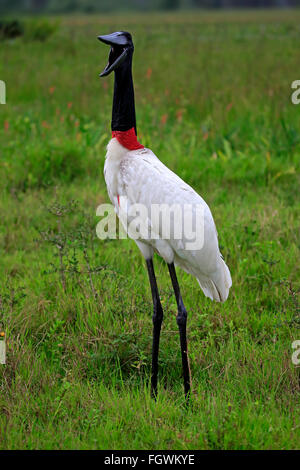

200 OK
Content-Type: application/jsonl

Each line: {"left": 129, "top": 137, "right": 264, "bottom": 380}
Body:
{"left": 104, "top": 138, "right": 232, "bottom": 302}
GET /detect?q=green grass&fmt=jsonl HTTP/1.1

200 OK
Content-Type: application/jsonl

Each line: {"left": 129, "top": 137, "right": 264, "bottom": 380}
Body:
{"left": 0, "top": 10, "right": 299, "bottom": 450}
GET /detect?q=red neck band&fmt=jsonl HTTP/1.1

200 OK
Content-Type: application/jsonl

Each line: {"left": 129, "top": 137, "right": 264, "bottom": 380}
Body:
{"left": 112, "top": 127, "right": 144, "bottom": 151}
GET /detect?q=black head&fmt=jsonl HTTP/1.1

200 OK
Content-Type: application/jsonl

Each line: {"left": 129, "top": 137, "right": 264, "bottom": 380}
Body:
{"left": 98, "top": 31, "right": 134, "bottom": 77}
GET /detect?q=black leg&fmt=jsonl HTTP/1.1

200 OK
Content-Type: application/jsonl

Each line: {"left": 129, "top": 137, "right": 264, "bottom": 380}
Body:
{"left": 168, "top": 262, "right": 191, "bottom": 399}
{"left": 146, "top": 258, "right": 164, "bottom": 398}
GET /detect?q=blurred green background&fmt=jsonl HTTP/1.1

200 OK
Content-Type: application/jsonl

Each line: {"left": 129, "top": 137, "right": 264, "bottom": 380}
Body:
{"left": 1, "top": 0, "right": 300, "bottom": 14}
{"left": 0, "top": 2, "right": 299, "bottom": 451}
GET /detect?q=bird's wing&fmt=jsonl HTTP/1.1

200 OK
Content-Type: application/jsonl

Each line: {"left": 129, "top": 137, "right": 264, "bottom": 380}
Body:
{"left": 118, "top": 150, "right": 216, "bottom": 258}
{"left": 117, "top": 148, "right": 231, "bottom": 302}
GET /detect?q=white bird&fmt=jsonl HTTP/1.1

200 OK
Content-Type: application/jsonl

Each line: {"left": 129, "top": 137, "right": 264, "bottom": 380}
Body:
{"left": 98, "top": 31, "right": 232, "bottom": 398}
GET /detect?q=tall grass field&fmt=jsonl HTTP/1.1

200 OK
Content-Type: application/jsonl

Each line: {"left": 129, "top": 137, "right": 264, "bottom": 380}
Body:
{"left": 0, "top": 10, "right": 299, "bottom": 450}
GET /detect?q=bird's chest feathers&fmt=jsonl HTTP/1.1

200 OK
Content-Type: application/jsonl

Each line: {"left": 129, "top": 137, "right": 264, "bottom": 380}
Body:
{"left": 104, "top": 138, "right": 131, "bottom": 207}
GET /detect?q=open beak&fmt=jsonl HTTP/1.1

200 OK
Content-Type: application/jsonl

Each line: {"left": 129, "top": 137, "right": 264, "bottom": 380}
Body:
{"left": 98, "top": 32, "right": 131, "bottom": 77}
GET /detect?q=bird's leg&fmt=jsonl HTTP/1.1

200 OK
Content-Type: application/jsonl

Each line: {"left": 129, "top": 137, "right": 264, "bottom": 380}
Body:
{"left": 146, "top": 258, "right": 164, "bottom": 399}
{"left": 168, "top": 262, "right": 191, "bottom": 399}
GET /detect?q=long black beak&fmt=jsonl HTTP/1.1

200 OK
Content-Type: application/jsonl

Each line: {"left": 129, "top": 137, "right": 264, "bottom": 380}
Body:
{"left": 98, "top": 32, "right": 130, "bottom": 47}
{"left": 98, "top": 32, "right": 132, "bottom": 77}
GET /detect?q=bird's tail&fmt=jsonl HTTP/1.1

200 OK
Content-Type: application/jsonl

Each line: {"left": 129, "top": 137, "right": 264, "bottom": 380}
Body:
{"left": 197, "top": 258, "right": 232, "bottom": 303}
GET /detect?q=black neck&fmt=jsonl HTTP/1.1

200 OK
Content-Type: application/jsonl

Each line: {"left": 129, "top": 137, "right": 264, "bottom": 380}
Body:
{"left": 112, "top": 52, "right": 137, "bottom": 134}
